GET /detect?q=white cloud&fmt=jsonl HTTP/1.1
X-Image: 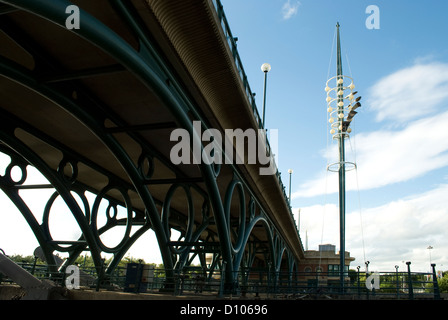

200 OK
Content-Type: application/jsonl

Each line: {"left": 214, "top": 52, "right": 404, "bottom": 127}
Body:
{"left": 354, "top": 112, "right": 448, "bottom": 188}
{"left": 295, "top": 184, "right": 448, "bottom": 272}
{"left": 282, "top": 0, "right": 300, "bottom": 20}
{"left": 292, "top": 61, "right": 448, "bottom": 272}
{"left": 349, "top": 184, "right": 448, "bottom": 271}
{"left": 367, "top": 62, "right": 448, "bottom": 123}
{"left": 295, "top": 203, "right": 339, "bottom": 250}
{"left": 293, "top": 62, "right": 448, "bottom": 198}
{"left": 293, "top": 112, "right": 448, "bottom": 197}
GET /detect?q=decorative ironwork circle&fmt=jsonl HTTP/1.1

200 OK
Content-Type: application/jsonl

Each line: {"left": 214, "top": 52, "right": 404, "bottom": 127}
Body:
{"left": 91, "top": 184, "right": 133, "bottom": 253}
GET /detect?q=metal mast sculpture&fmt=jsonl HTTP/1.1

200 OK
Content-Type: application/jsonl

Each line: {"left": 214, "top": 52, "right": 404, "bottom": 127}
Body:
{"left": 325, "top": 22, "right": 361, "bottom": 291}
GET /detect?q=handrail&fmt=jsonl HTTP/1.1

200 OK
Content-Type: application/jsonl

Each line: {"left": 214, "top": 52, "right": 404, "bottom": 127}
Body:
{"left": 211, "top": 0, "right": 262, "bottom": 130}
{"left": 1, "top": 262, "right": 443, "bottom": 300}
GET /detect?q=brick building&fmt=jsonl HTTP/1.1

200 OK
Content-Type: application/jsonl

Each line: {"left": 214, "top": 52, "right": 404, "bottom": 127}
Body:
{"left": 298, "top": 244, "right": 355, "bottom": 288}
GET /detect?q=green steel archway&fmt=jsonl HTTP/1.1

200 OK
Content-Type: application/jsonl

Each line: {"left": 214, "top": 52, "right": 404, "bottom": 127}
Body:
{"left": 0, "top": 0, "right": 302, "bottom": 293}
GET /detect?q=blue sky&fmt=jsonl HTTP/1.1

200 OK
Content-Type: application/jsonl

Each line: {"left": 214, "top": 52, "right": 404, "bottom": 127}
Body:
{"left": 1, "top": 1, "right": 448, "bottom": 273}
{"left": 220, "top": 0, "right": 448, "bottom": 272}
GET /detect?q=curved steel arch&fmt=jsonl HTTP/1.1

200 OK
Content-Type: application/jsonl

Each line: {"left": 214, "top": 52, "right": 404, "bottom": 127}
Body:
{"left": 0, "top": 145, "right": 60, "bottom": 273}
{"left": 0, "top": 108, "right": 156, "bottom": 276}
{"left": 233, "top": 215, "right": 274, "bottom": 271}
{"left": 0, "top": 0, "right": 301, "bottom": 292}
{"left": 0, "top": 0, "right": 232, "bottom": 285}
{"left": 0, "top": 129, "right": 104, "bottom": 275}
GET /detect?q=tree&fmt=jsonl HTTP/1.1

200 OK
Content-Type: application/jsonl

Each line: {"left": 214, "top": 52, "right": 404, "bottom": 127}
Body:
{"left": 8, "top": 254, "right": 36, "bottom": 264}
{"left": 438, "top": 274, "right": 448, "bottom": 293}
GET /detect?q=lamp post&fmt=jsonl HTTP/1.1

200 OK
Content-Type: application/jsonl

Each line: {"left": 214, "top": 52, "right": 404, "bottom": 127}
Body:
{"left": 427, "top": 245, "right": 433, "bottom": 266}
{"left": 261, "top": 63, "right": 271, "bottom": 128}
{"left": 395, "top": 265, "right": 400, "bottom": 299}
{"left": 288, "top": 168, "right": 293, "bottom": 203}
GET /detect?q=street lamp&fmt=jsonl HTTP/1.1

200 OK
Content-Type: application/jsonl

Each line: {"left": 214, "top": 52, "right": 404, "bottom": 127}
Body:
{"left": 261, "top": 62, "right": 271, "bottom": 72}
{"left": 261, "top": 63, "right": 271, "bottom": 128}
{"left": 427, "top": 245, "right": 433, "bottom": 265}
{"left": 288, "top": 168, "right": 293, "bottom": 203}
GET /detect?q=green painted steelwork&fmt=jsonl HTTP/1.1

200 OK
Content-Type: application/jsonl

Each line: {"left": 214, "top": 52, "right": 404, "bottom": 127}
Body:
{"left": 336, "top": 22, "right": 347, "bottom": 291}
{"left": 0, "top": 0, "right": 301, "bottom": 293}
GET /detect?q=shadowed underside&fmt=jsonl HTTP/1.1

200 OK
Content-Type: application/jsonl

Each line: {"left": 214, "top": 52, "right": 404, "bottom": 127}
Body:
{"left": 0, "top": 0, "right": 304, "bottom": 291}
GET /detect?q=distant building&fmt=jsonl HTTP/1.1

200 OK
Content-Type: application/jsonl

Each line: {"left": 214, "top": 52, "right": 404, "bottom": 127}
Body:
{"left": 298, "top": 244, "right": 355, "bottom": 288}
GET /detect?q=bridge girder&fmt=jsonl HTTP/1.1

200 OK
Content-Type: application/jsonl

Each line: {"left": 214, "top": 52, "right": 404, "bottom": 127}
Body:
{"left": 0, "top": 0, "right": 303, "bottom": 291}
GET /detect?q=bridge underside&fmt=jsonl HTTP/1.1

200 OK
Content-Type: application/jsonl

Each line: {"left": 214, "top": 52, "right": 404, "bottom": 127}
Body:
{"left": 0, "top": 0, "right": 304, "bottom": 291}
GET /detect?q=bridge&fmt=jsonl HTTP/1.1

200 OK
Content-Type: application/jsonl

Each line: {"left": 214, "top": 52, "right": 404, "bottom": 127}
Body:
{"left": 0, "top": 0, "right": 304, "bottom": 294}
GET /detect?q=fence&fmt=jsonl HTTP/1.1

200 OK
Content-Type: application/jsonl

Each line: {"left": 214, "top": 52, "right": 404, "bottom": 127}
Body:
{"left": 0, "top": 259, "right": 443, "bottom": 300}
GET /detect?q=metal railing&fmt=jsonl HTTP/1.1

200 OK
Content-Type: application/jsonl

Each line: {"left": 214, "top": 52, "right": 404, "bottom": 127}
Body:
{"left": 1, "top": 261, "right": 443, "bottom": 300}
{"left": 210, "top": 0, "right": 262, "bottom": 130}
